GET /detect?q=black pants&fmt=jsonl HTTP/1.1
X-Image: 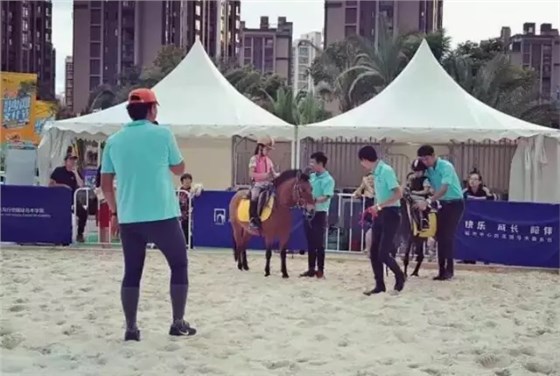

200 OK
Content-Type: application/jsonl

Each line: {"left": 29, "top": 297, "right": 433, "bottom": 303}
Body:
{"left": 304, "top": 211, "right": 327, "bottom": 272}
{"left": 74, "top": 204, "right": 88, "bottom": 236}
{"left": 370, "top": 207, "right": 404, "bottom": 287}
{"left": 436, "top": 200, "right": 465, "bottom": 276}
{"left": 119, "top": 218, "right": 188, "bottom": 328}
{"left": 181, "top": 218, "right": 191, "bottom": 248}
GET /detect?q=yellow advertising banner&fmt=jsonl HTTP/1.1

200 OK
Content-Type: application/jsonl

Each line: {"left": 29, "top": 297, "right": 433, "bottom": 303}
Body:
{"left": 1, "top": 72, "right": 38, "bottom": 145}
{"left": 34, "top": 100, "right": 57, "bottom": 144}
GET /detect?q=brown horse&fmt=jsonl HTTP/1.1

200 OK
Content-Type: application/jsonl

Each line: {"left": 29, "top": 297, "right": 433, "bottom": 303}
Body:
{"left": 229, "top": 169, "right": 314, "bottom": 278}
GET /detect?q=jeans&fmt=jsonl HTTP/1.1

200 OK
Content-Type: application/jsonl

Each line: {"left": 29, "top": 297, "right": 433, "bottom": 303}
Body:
{"left": 304, "top": 211, "right": 327, "bottom": 272}
{"left": 435, "top": 200, "right": 465, "bottom": 276}
{"left": 370, "top": 207, "right": 404, "bottom": 287}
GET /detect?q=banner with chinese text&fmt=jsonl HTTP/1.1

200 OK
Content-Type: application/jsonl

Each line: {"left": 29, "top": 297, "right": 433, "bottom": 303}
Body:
{"left": 456, "top": 200, "right": 559, "bottom": 269}
{"left": 34, "top": 100, "right": 56, "bottom": 144}
{"left": 0, "top": 72, "right": 37, "bottom": 145}
{"left": 0, "top": 185, "right": 72, "bottom": 245}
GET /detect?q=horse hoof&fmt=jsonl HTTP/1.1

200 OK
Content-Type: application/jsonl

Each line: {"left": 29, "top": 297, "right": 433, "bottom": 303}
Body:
{"left": 264, "top": 272, "right": 270, "bottom": 277}
{"left": 411, "top": 272, "right": 419, "bottom": 277}
{"left": 243, "top": 266, "right": 249, "bottom": 271}
{"left": 237, "top": 264, "right": 243, "bottom": 271}
{"left": 282, "top": 274, "right": 289, "bottom": 279}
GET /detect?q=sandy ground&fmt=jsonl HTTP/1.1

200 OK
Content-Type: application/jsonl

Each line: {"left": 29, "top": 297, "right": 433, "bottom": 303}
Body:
{"left": 1, "top": 248, "right": 559, "bottom": 376}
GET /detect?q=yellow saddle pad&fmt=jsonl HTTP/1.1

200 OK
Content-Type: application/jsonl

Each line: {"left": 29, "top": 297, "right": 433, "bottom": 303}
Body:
{"left": 412, "top": 212, "right": 437, "bottom": 238}
{"left": 237, "top": 197, "right": 275, "bottom": 223}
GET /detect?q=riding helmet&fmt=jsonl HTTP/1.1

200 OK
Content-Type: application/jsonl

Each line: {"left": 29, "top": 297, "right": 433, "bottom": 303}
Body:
{"left": 411, "top": 158, "right": 427, "bottom": 172}
{"left": 256, "top": 136, "right": 275, "bottom": 149}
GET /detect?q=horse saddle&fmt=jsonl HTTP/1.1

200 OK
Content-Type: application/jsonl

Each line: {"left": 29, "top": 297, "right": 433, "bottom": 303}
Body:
{"left": 237, "top": 189, "right": 275, "bottom": 223}
{"left": 407, "top": 206, "right": 437, "bottom": 239}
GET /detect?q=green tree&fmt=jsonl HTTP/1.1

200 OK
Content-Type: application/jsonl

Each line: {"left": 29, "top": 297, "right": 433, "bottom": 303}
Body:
{"left": 307, "top": 36, "right": 365, "bottom": 112}
{"left": 444, "top": 53, "right": 558, "bottom": 126}
{"left": 261, "top": 87, "right": 331, "bottom": 125}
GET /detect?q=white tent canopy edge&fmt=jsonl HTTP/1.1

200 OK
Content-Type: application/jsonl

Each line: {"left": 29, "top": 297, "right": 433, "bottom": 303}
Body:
{"left": 298, "top": 40, "right": 560, "bottom": 202}
{"left": 38, "top": 39, "right": 295, "bottom": 186}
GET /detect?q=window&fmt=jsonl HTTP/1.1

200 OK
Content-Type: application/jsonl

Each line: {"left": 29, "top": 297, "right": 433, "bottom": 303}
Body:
{"left": 89, "top": 76, "right": 100, "bottom": 89}
{"left": 345, "top": 8, "right": 357, "bottom": 23}
{"left": 90, "top": 42, "right": 100, "bottom": 57}
{"left": 512, "top": 42, "right": 521, "bottom": 52}
{"left": 90, "top": 59, "right": 100, "bottom": 74}
{"left": 91, "top": 9, "right": 101, "bottom": 24}
{"left": 90, "top": 25, "right": 101, "bottom": 41}
{"left": 344, "top": 25, "right": 356, "bottom": 37}
{"left": 23, "top": 21, "right": 28, "bottom": 31}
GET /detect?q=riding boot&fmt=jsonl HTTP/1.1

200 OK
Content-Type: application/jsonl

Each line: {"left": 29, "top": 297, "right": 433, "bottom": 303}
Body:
{"left": 249, "top": 199, "right": 258, "bottom": 227}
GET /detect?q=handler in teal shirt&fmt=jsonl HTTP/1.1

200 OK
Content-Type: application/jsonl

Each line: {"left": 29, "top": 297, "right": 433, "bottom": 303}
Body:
{"left": 301, "top": 151, "right": 335, "bottom": 279}
{"left": 424, "top": 159, "right": 463, "bottom": 201}
{"left": 417, "top": 144, "right": 465, "bottom": 281}
{"left": 310, "top": 171, "right": 335, "bottom": 212}
{"left": 373, "top": 160, "right": 401, "bottom": 207}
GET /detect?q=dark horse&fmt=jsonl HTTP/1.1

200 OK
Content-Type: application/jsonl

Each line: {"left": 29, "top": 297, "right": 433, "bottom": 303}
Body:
{"left": 229, "top": 169, "right": 314, "bottom": 278}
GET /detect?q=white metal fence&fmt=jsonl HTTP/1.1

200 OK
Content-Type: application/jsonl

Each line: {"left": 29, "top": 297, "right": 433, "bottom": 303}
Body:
{"left": 73, "top": 188, "right": 194, "bottom": 250}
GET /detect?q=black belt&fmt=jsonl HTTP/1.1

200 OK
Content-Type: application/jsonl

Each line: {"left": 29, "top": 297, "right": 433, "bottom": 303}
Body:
{"left": 440, "top": 199, "right": 463, "bottom": 205}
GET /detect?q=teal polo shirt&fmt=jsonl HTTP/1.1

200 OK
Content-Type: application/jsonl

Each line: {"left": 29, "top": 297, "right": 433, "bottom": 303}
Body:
{"left": 373, "top": 160, "right": 400, "bottom": 207}
{"left": 425, "top": 158, "right": 463, "bottom": 201}
{"left": 101, "top": 120, "right": 183, "bottom": 224}
{"left": 310, "top": 171, "right": 335, "bottom": 212}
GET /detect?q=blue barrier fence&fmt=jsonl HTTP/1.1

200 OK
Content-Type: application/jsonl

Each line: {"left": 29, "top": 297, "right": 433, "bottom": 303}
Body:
{"left": 456, "top": 200, "right": 559, "bottom": 269}
{"left": 1, "top": 188, "right": 558, "bottom": 269}
{"left": 1, "top": 185, "right": 72, "bottom": 245}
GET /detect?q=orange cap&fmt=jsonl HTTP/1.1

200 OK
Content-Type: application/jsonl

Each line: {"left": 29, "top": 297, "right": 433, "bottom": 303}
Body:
{"left": 128, "top": 88, "right": 158, "bottom": 104}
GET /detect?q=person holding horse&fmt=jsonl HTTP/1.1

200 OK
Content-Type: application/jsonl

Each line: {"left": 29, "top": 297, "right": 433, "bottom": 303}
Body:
{"left": 416, "top": 145, "right": 464, "bottom": 281}
{"left": 358, "top": 146, "right": 406, "bottom": 295}
{"left": 248, "top": 136, "right": 280, "bottom": 231}
{"left": 300, "top": 152, "right": 335, "bottom": 279}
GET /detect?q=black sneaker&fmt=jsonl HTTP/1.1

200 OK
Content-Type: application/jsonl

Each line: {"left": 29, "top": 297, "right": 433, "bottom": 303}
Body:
{"left": 169, "top": 320, "right": 197, "bottom": 337}
{"left": 299, "top": 270, "right": 316, "bottom": 277}
{"left": 363, "top": 286, "right": 386, "bottom": 296}
{"left": 124, "top": 328, "right": 140, "bottom": 341}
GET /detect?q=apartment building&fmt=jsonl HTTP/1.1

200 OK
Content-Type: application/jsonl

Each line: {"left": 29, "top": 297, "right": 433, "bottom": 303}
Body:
{"left": 64, "top": 56, "right": 74, "bottom": 113}
{"left": 292, "top": 32, "right": 323, "bottom": 93}
{"left": 324, "top": 0, "right": 443, "bottom": 48}
{"left": 72, "top": 0, "right": 240, "bottom": 114}
{"left": 239, "top": 16, "right": 293, "bottom": 84}
{"left": 1, "top": 0, "right": 56, "bottom": 100}
{"left": 501, "top": 23, "right": 560, "bottom": 101}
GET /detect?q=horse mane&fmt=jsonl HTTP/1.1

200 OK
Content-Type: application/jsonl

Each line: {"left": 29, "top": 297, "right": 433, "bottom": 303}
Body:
{"left": 273, "top": 169, "right": 309, "bottom": 187}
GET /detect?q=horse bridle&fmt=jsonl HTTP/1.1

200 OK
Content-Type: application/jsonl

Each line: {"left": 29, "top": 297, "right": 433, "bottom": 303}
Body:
{"left": 293, "top": 170, "right": 315, "bottom": 221}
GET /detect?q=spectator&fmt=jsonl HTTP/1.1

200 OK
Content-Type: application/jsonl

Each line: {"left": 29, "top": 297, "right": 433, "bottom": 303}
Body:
{"left": 177, "top": 173, "right": 203, "bottom": 247}
{"left": 463, "top": 171, "right": 495, "bottom": 200}
{"left": 49, "top": 154, "right": 87, "bottom": 243}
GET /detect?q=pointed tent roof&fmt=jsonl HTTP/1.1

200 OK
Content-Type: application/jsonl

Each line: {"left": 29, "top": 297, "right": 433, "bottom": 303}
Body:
{"left": 301, "top": 40, "right": 559, "bottom": 143}
{"left": 48, "top": 40, "right": 293, "bottom": 139}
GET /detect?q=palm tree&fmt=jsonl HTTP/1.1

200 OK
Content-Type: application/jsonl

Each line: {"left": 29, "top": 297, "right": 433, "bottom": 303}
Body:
{"left": 260, "top": 87, "right": 331, "bottom": 125}
{"left": 444, "top": 53, "right": 559, "bottom": 126}
{"left": 306, "top": 36, "right": 365, "bottom": 112}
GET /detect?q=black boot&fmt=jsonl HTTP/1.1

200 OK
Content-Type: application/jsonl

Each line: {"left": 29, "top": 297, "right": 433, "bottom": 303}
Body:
{"left": 249, "top": 200, "right": 258, "bottom": 228}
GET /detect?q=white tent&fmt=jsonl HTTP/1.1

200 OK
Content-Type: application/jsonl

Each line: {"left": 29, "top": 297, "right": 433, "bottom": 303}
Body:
{"left": 301, "top": 40, "right": 558, "bottom": 143}
{"left": 44, "top": 40, "right": 292, "bottom": 139}
{"left": 300, "top": 40, "right": 560, "bottom": 203}
{"left": 38, "top": 40, "right": 294, "bottom": 188}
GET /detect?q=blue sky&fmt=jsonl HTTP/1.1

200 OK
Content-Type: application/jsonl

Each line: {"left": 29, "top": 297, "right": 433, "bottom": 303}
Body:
{"left": 52, "top": 0, "right": 560, "bottom": 93}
